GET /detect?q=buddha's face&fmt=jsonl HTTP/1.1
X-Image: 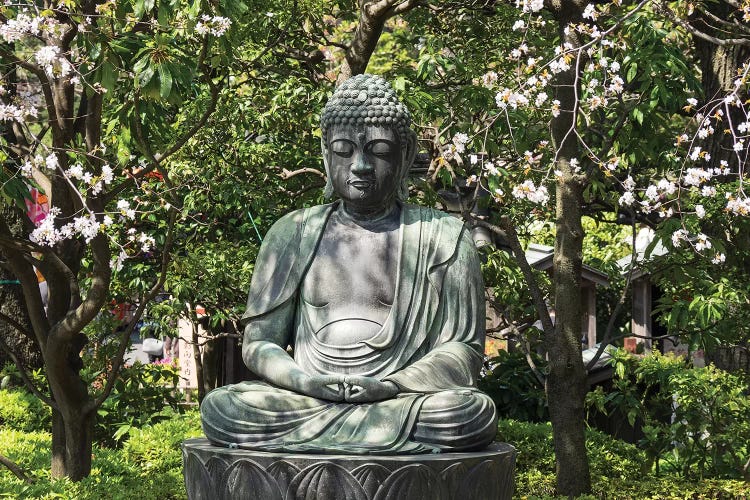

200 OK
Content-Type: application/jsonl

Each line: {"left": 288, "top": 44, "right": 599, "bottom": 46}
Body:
{"left": 326, "top": 124, "right": 402, "bottom": 214}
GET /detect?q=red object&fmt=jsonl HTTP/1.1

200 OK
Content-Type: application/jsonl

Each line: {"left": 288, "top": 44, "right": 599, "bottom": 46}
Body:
{"left": 623, "top": 337, "right": 638, "bottom": 353}
{"left": 145, "top": 171, "right": 164, "bottom": 180}
{"left": 25, "top": 188, "right": 49, "bottom": 226}
{"left": 111, "top": 301, "right": 134, "bottom": 322}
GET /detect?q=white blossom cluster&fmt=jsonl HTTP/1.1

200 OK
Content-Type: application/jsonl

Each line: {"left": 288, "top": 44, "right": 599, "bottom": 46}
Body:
{"left": 18, "top": 152, "right": 60, "bottom": 178}
{"left": 516, "top": 0, "right": 544, "bottom": 14}
{"left": 195, "top": 15, "right": 232, "bottom": 37}
{"left": 24, "top": 156, "right": 143, "bottom": 251}
{"left": 0, "top": 12, "right": 71, "bottom": 79}
{"left": 0, "top": 101, "right": 37, "bottom": 123}
{"left": 117, "top": 199, "right": 136, "bottom": 220}
{"left": 725, "top": 195, "right": 750, "bottom": 216}
{"left": 452, "top": 132, "right": 470, "bottom": 153}
{"left": 132, "top": 232, "right": 156, "bottom": 253}
{"left": 495, "top": 88, "right": 530, "bottom": 110}
{"left": 34, "top": 45, "right": 74, "bottom": 79}
{"left": 0, "top": 12, "right": 62, "bottom": 42}
{"left": 490, "top": 0, "right": 749, "bottom": 267}
{"left": 30, "top": 208, "right": 104, "bottom": 245}
{"left": 512, "top": 180, "right": 549, "bottom": 204}
{"left": 27, "top": 193, "right": 153, "bottom": 259}
{"left": 65, "top": 163, "right": 115, "bottom": 196}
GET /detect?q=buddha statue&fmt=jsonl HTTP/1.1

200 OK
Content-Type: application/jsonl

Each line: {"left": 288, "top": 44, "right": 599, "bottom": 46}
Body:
{"left": 200, "top": 74, "right": 498, "bottom": 454}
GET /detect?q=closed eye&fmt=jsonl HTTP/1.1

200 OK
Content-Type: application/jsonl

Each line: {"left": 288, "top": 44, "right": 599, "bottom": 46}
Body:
{"left": 368, "top": 140, "right": 394, "bottom": 158}
{"left": 330, "top": 140, "right": 355, "bottom": 158}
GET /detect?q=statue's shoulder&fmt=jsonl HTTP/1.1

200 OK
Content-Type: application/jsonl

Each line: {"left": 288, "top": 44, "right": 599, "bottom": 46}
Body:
{"left": 264, "top": 203, "right": 335, "bottom": 240}
{"left": 402, "top": 204, "right": 466, "bottom": 233}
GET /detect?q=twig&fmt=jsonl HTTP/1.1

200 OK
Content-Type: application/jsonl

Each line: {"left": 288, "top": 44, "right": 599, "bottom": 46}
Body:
{"left": 106, "top": 83, "right": 222, "bottom": 204}
{"left": 193, "top": 331, "right": 242, "bottom": 347}
{"left": 0, "top": 453, "right": 34, "bottom": 484}
{"left": 279, "top": 167, "right": 326, "bottom": 180}
{"left": 656, "top": 1, "right": 750, "bottom": 46}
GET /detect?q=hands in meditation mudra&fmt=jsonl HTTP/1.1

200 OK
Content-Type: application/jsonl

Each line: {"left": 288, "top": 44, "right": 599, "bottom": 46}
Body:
{"left": 201, "top": 74, "right": 498, "bottom": 454}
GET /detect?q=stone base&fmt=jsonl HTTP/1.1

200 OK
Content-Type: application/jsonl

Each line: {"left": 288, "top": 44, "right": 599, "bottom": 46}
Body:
{"left": 182, "top": 438, "right": 516, "bottom": 500}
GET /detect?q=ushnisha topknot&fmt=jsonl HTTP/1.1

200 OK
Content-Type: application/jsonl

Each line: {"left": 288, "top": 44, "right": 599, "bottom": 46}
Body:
{"left": 321, "top": 74, "right": 412, "bottom": 145}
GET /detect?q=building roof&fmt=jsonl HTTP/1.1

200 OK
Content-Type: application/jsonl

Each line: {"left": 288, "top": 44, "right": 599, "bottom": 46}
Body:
{"left": 526, "top": 243, "right": 610, "bottom": 287}
{"left": 616, "top": 229, "right": 669, "bottom": 280}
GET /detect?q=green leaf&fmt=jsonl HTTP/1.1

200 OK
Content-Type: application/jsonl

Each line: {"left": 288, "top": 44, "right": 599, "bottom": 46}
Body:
{"left": 101, "top": 60, "right": 118, "bottom": 93}
{"left": 158, "top": 64, "right": 173, "bottom": 99}
{"left": 626, "top": 62, "right": 638, "bottom": 83}
{"left": 139, "top": 65, "right": 155, "bottom": 88}
{"left": 113, "top": 423, "right": 132, "bottom": 441}
{"left": 632, "top": 107, "right": 643, "bottom": 125}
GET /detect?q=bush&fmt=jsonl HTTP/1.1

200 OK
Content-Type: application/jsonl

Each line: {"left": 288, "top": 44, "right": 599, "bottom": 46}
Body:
{"left": 0, "top": 410, "right": 201, "bottom": 499}
{"left": 480, "top": 348, "right": 549, "bottom": 422}
{"left": 123, "top": 409, "right": 203, "bottom": 474}
{"left": 499, "top": 419, "right": 750, "bottom": 499}
{"left": 586, "top": 350, "right": 750, "bottom": 479}
{"left": 0, "top": 388, "right": 51, "bottom": 433}
{"left": 91, "top": 361, "right": 185, "bottom": 447}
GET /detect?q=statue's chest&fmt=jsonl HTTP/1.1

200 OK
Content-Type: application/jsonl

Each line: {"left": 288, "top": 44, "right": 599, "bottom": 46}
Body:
{"left": 300, "top": 217, "right": 400, "bottom": 344}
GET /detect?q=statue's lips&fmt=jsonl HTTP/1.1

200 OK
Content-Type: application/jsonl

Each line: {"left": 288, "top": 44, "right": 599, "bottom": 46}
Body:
{"left": 347, "top": 179, "right": 373, "bottom": 189}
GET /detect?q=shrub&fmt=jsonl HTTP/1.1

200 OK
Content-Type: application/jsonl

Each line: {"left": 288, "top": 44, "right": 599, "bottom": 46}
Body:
{"left": 123, "top": 409, "right": 202, "bottom": 474}
{"left": 0, "top": 389, "right": 51, "bottom": 433}
{"left": 480, "top": 348, "right": 549, "bottom": 422}
{"left": 499, "top": 419, "right": 750, "bottom": 499}
{"left": 0, "top": 410, "right": 202, "bottom": 499}
{"left": 586, "top": 350, "right": 750, "bottom": 479}
{"left": 92, "top": 361, "right": 185, "bottom": 447}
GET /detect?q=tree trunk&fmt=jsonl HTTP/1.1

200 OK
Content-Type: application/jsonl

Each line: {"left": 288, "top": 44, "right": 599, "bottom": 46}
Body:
{"left": 690, "top": 2, "right": 750, "bottom": 373}
{"left": 0, "top": 193, "right": 42, "bottom": 373}
{"left": 202, "top": 320, "right": 230, "bottom": 394}
{"left": 50, "top": 407, "right": 93, "bottom": 480}
{"left": 549, "top": 174, "right": 591, "bottom": 495}
{"left": 691, "top": 3, "right": 749, "bottom": 172}
{"left": 706, "top": 345, "right": 750, "bottom": 374}
{"left": 50, "top": 408, "right": 66, "bottom": 475}
{"left": 546, "top": 2, "right": 592, "bottom": 496}
{"left": 61, "top": 411, "right": 93, "bottom": 481}
{"left": 201, "top": 339, "right": 221, "bottom": 394}
{"left": 337, "top": 0, "right": 420, "bottom": 84}
{"left": 191, "top": 319, "right": 206, "bottom": 402}
{"left": 46, "top": 334, "right": 94, "bottom": 479}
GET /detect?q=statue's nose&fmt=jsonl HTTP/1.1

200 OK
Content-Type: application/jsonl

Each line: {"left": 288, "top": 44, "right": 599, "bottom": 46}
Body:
{"left": 351, "top": 154, "right": 374, "bottom": 175}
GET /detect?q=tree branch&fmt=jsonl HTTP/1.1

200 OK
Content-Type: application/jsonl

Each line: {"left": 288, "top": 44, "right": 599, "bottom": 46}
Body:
{"left": 586, "top": 216, "right": 637, "bottom": 371}
{"left": 469, "top": 216, "right": 555, "bottom": 337}
{"left": 338, "top": 0, "right": 423, "bottom": 82}
{"left": 0, "top": 221, "right": 49, "bottom": 347}
{"left": 191, "top": 331, "right": 242, "bottom": 347}
{"left": 279, "top": 167, "right": 326, "bottom": 180}
{"left": 656, "top": 1, "right": 750, "bottom": 46}
{"left": 0, "top": 309, "right": 33, "bottom": 340}
{"left": 52, "top": 230, "right": 111, "bottom": 341}
{"left": 105, "top": 83, "right": 222, "bottom": 204}
{"left": 0, "top": 453, "right": 34, "bottom": 484}
{"left": 32, "top": 249, "right": 79, "bottom": 326}
{"left": 158, "top": 82, "right": 222, "bottom": 162}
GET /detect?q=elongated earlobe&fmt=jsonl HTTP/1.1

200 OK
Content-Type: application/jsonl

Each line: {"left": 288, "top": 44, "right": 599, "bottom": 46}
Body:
{"left": 321, "top": 137, "right": 334, "bottom": 199}
{"left": 324, "top": 178, "right": 334, "bottom": 199}
{"left": 398, "top": 130, "right": 418, "bottom": 201}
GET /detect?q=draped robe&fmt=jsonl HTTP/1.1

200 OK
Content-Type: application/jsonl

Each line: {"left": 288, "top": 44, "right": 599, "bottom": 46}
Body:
{"left": 200, "top": 202, "right": 497, "bottom": 454}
